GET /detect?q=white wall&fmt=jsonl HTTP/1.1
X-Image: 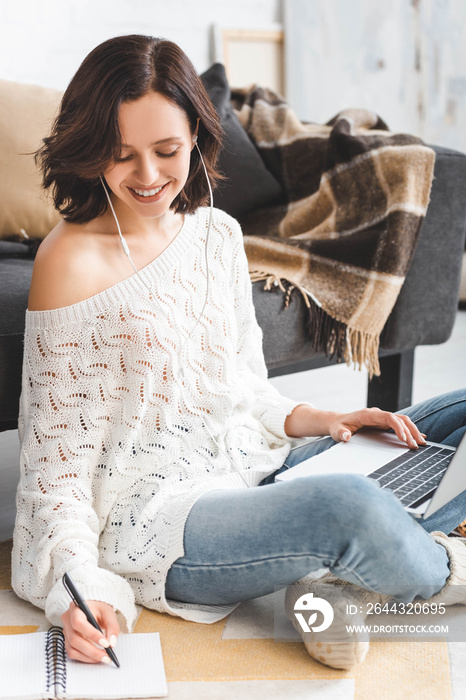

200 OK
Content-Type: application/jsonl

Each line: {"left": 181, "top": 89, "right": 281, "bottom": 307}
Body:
{"left": 0, "top": 0, "right": 282, "bottom": 89}
{"left": 285, "top": 0, "right": 466, "bottom": 151}
{"left": 3, "top": 0, "right": 465, "bottom": 152}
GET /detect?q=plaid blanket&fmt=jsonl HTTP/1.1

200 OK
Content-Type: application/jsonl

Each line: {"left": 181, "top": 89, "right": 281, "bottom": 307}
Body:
{"left": 232, "top": 86, "right": 435, "bottom": 376}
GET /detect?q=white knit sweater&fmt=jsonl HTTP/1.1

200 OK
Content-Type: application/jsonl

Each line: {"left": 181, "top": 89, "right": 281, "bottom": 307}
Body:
{"left": 12, "top": 208, "right": 300, "bottom": 631}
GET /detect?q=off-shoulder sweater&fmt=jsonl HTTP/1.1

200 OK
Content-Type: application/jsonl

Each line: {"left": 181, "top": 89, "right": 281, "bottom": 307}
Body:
{"left": 12, "top": 208, "right": 301, "bottom": 631}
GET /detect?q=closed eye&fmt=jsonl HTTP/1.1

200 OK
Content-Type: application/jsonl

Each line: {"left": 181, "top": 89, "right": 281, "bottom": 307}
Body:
{"left": 115, "top": 154, "right": 133, "bottom": 163}
{"left": 157, "top": 149, "right": 179, "bottom": 158}
{"left": 115, "top": 149, "right": 180, "bottom": 163}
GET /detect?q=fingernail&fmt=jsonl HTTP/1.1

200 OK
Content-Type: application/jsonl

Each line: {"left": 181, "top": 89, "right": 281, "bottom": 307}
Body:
{"left": 342, "top": 431, "right": 351, "bottom": 441}
{"left": 110, "top": 634, "right": 117, "bottom": 648}
{"left": 101, "top": 655, "right": 112, "bottom": 664}
{"left": 99, "top": 638, "right": 109, "bottom": 648}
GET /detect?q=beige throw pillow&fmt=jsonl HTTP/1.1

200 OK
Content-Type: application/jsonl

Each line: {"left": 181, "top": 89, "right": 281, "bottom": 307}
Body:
{"left": 0, "top": 78, "right": 63, "bottom": 239}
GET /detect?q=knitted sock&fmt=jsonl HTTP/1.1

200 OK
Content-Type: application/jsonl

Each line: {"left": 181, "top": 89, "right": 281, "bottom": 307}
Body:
{"left": 284, "top": 571, "right": 390, "bottom": 670}
{"left": 424, "top": 532, "right": 466, "bottom": 605}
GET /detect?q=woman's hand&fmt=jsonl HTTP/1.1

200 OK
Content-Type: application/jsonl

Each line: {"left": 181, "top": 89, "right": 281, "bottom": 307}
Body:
{"left": 61, "top": 600, "right": 120, "bottom": 664}
{"left": 327, "top": 407, "right": 426, "bottom": 448}
{"left": 285, "top": 404, "right": 426, "bottom": 448}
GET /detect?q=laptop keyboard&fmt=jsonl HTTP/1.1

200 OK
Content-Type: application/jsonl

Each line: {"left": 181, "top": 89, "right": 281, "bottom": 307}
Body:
{"left": 367, "top": 445, "right": 455, "bottom": 508}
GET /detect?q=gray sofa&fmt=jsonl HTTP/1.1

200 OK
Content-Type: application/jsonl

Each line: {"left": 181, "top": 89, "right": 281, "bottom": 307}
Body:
{"left": 1, "top": 65, "right": 466, "bottom": 542}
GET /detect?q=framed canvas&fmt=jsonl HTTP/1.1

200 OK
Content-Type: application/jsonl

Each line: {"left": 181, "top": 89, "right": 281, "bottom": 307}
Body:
{"left": 211, "top": 25, "right": 285, "bottom": 94}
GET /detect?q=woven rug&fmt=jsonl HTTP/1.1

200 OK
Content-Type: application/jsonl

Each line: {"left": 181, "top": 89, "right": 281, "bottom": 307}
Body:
{"left": 0, "top": 539, "right": 453, "bottom": 700}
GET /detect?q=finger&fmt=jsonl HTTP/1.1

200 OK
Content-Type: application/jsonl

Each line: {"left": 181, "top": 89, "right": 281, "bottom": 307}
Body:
{"left": 340, "top": 429, "right": 352, "bottom": 442}
{"left": 328, "top": 423, "right": 352, "bottom": 442}
{"left": 106, "top": 620, "right": 120, "bottom": 650}
{"left": 66, "top": 640, "right": 112, "bottom": 665}
{"left": 90, "top": 602, "right": 120, "bottom": 648}
{"left": 386, "top": 413, "right": 413, "bottom": 447}
{"left": 69, "top": 607, "right": 112, "bottom": 651}
{"left": 396, "top": 415, "right": 416, "bottom": 448}
{"left": 397, "top": 414, "right": 427, "bottom": 446}
{"left": 65, "top": 628, "right": 111, "bottom": 664}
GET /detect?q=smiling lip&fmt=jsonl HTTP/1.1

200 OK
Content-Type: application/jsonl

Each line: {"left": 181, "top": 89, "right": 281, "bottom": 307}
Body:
{"left": 128, "top": 182, "right": 169, "bottom": 203}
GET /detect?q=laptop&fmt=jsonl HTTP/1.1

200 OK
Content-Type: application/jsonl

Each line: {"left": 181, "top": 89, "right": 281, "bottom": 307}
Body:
{"left": 276, "top": 431, "right": 466, "bottom": 519}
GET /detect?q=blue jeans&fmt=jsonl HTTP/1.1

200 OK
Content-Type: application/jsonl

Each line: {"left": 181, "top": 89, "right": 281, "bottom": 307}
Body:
{"left": 165, "top": 389, "right": 466, "bottom": 605}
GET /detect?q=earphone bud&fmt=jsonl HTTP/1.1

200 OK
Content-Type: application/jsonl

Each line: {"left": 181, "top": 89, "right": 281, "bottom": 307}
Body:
{"left": 192, "top": 134, "right": 198, "bottom": 144}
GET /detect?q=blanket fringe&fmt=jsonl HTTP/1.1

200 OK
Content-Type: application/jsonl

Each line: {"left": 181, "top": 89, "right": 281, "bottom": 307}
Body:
{"left": 251, "top": 273, "right": 381, "bottom": 377}
{"left": 307, "top": 302, "right": 381, "bottom": 377}
{"left": 306, "top": 299, "right": 381, "bottom": 377}
{"left": 344, "top": 327, "right": 381, "bottom": 378}
{"left": 250, "top": 271, "right": 312, "bottom": 308}
{"left": 278, "top": 280, "right": 382, "bottom": 377}
{"left": 250, "top": 270, "right": 288, "bottom": 294}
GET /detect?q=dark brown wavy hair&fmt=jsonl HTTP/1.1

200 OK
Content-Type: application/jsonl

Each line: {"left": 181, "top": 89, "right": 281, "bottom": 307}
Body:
{"left": 36, "top": 35, "right": 223, "bottom": 223}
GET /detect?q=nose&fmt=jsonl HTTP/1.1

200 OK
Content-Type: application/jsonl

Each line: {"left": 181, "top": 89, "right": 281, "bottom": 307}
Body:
{"left": 135, "top": 153, "right": 160, "bottom": 185}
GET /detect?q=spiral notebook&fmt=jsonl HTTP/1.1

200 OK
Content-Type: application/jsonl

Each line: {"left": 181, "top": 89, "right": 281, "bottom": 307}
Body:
{"left": 0, "top": 626, "right": 168, "bottom": 699}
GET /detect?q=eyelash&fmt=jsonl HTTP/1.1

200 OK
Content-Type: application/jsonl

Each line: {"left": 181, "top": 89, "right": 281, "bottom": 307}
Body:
{"left": 116, "top": 149, "right": 179, "bottom": 163}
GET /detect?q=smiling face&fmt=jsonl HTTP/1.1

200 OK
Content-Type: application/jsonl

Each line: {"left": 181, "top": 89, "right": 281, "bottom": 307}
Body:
{"left": 103, "top": 91, "right": 196, "bottom": 223}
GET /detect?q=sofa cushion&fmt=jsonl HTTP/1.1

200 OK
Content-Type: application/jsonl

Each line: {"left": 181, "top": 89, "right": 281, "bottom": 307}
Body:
{"left": 0, "top": 79, "right": 62, "bottom": 240}
{"left": 201, "top": 63, "right": 285, "bottom": 218}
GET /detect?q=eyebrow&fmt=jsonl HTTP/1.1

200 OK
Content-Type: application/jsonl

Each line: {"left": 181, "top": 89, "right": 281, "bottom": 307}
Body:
{"left": 120, "top": 137, "right": 183, "bottom": 148}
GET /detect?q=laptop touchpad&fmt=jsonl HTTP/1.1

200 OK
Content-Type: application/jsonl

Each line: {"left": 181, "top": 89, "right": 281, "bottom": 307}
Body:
{"left": 278, "top": 434, "right": 409, "bottom": 481}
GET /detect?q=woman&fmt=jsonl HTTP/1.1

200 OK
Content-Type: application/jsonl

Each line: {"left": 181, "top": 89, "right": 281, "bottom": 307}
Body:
{"left": 12, "top": 34, "right": 466, "bottom": 671}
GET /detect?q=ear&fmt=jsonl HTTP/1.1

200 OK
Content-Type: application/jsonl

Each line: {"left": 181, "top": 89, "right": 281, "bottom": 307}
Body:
{"left": 191, "top": 118, "right": 200, "bottom": 149}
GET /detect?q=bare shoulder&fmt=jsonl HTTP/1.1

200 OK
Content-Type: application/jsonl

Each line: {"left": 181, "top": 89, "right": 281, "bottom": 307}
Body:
{"left": 28, "top": 220, "right": 112, "bottom": 311}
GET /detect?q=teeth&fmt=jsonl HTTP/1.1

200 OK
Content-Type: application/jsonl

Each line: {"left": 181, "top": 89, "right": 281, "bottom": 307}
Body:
{"left": 133, "top": 185, "right": 163, "bottom": 197}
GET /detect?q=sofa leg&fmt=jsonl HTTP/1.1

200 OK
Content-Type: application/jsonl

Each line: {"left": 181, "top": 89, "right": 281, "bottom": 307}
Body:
{"left": 367, "top": 350, "right": 414, "bottom": 412}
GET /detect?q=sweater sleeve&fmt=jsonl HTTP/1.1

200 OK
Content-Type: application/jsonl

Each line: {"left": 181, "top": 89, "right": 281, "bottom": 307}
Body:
{"left": 229, "top": 216, "right": 310, "bottom": 440}
{"left": 12, "top": 316, "right": 138, "bottom": 632}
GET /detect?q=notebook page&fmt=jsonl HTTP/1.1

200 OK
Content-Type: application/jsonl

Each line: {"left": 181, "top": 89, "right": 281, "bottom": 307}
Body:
{"left": 0, "top": 631, "right": 48, "bottom": 700}
{"left": 65, "top": 632, "right": 168, "bottom": 699}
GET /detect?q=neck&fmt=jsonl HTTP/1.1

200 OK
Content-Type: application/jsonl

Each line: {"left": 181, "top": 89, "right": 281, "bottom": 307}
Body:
{"left": 105, "top": 191, "right": 183, "bottom": 242}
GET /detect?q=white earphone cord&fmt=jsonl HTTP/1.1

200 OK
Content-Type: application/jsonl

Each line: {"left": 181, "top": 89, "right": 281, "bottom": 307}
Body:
{"left": 99, "top": 144, "right": 250, "bottom": 487}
